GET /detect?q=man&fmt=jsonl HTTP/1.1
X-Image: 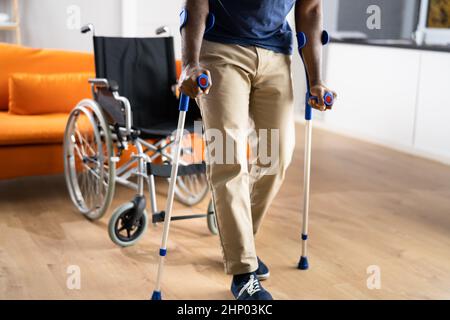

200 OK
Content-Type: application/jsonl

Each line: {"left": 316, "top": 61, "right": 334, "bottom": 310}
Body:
{"left": 179, "top": 0, "right": 336, "bottom": 300}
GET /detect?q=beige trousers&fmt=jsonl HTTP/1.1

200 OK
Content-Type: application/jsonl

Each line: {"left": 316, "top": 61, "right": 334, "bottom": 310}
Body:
{"left": 197, "top": 40, "right": 295, "bottom": 275}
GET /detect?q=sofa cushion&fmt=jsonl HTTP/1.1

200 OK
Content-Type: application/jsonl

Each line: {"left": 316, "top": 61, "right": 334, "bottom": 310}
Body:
{"left": 0, "top": 43, "right": 94, "bottom": 110}
{"left": 8, "top": 73, "right": 94, "bottom": 115}
{"left": 0, "top": 111, "right": 68, "bottom": 146}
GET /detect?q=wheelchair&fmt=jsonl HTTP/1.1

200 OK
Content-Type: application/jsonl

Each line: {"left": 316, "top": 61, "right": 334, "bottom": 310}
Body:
{"left": 63, "top": 24, "right": 218, "bottom": 247}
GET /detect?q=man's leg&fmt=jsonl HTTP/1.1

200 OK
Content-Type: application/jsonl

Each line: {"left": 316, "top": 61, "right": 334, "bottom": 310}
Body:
{"left": 197, "top": 41, "right": 259, "bottom": 275}
{"left": 249, "top": 48, "right": 295, "bottom": 234}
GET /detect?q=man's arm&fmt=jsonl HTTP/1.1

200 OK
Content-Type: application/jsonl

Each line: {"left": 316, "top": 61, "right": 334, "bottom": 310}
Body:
{"left": 179, "top": 0, "right": 211, "bottom": 98}
{"left": 295, "top": 0, "right": 336, "bottom": 110}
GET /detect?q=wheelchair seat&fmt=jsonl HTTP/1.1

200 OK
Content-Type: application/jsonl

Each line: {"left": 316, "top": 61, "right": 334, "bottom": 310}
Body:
{"left": 138, "top": 120, "right": 197, "bottom": 139}
{"left": 93, "top": 35, "right": 201, "bottom": 134}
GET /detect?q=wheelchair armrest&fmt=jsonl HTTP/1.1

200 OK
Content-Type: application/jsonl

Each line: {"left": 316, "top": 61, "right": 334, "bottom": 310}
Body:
{"left": 89, "top": 78, "right": 119, "bottom": 92}
{"left": 89, "top": 78, "right": 132, "bottom": 137}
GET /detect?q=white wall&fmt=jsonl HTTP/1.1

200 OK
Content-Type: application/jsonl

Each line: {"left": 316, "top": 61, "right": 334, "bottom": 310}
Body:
{"left": 414, "top": 51, "right": 450, "bottom": 160}
{"left": 1, "top": 0, "right": 122, "bottom": 52}
{"left": 322, "top": 43, "right": 450, "bottom": 164}
{"left": 122, "top": 0, "right": 184, "bottom": 56}
{"left": 324, "top": 44, "right": 420, "bottom": 146}
{"left": 323, "top": 0, "right": 340, "bottom": 33}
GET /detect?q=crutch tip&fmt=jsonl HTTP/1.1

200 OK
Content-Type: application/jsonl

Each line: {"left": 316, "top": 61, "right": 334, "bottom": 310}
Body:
{"left": 151, "top": 290, "right": 162, "bottom": 300}
{"left": 297, "top": 256, "right": 309, "bottom": 270}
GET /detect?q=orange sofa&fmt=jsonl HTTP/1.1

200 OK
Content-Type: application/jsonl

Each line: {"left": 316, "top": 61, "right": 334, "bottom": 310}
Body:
{"left": 0, "top": 42, "right": 186, "bottom": 181}
{"left": 0, "top": 43, "right": 95, "bottom": 180}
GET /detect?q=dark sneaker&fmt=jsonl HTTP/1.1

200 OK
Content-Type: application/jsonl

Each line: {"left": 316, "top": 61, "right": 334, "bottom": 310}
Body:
{"left": 256, "top": 257, "right": 270, "bottom": 281}
{"left": 231, "top": 273, "right": 273, "bottom": 300}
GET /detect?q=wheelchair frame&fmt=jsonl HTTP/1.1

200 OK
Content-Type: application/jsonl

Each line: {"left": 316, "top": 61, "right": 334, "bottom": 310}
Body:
{"left": 63, "top": 27, "right": 217, "bottom": 247}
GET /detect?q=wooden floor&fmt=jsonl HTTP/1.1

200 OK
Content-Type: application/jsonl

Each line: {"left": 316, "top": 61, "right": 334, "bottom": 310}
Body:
{"left": 1, "top": 124, "right": 450, "bottom": 300}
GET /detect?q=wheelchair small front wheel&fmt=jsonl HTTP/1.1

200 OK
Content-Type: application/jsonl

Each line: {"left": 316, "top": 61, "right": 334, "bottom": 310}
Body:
{"left": 108, "top": 202, "right": 148, "bottom": 247}
{"left": 206, "top": 199, "right": 218, "bottom": 235}
{"left": 174, "top": 173, "right": 209, "bottom": 207}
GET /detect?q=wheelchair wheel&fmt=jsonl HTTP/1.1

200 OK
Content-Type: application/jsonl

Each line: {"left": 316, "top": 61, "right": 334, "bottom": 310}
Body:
{"left": 64, "top": 99, "right": 116, "bottom": 220}
{"left": 174, "top": 173, "right": 209, "bottom": 207}
{"left": 168, "top": 132, "right": 209, "bottom": 207}
{"left": 206, "top": 199, "right": 218, "bottom": 235}
{"left": 108, "top": 202, "right": 148, "bottom": 247}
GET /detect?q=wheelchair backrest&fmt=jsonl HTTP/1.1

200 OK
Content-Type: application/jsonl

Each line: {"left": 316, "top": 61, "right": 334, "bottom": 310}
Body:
{"left": 93, "top": 36, "right": 200, "bottom": 129}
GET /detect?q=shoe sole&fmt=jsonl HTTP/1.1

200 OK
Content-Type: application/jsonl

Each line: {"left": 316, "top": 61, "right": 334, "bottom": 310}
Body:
{"left": 256, "top": 271, "right": 270, "bottom": 281}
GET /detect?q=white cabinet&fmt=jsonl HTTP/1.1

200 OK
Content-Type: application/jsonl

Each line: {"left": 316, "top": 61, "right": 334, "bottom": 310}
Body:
{"left": 323, "top": 43, "right": 421, "bottom": 147}
{"left": 321, "top": 43, "right": 450, "bottom": 163}
{"left": 414, "top": 51, "right": 450, "bottom": 159}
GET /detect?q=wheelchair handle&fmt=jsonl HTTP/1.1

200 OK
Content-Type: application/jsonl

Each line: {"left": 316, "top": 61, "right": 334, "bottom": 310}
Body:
{"left": 179, "top": 74, "right": 210, "bottom": 112}
{"left": 81, "top": 24, "right": 94, "bottom": 34}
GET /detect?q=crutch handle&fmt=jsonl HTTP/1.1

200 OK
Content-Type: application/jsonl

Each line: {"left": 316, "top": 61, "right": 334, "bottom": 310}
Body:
{"left": 309, "top": 92, "right": 334, "bottom": 107}
{"left": 305, "top": 92, "right": 334, "bottom": 120}
{"left": 197, "top": 74, "right": 210, "bottom": 90}
{"left": 179, "top": 74, "right": 210, "bottom": 112}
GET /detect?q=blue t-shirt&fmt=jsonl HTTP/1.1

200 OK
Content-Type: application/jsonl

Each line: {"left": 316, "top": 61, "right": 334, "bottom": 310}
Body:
{"left": 204, "top": 0, "right": 296, "bottom": 55}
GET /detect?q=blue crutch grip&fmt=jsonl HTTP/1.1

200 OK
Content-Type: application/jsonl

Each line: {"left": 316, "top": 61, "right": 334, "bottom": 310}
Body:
{"left": 324, "top": 92, "right": 334, "bottom": 106}
{"left": 305, "top": 92, "right": 334, "bottom": 120}
{"left": 309, "top": 92, "right": 334, "bottom": 107}
{"left": 197, "top": 74, "right": 209, "bottom": 90}
{"left": 178, "top": 74, "right": 210, "bottom": 112}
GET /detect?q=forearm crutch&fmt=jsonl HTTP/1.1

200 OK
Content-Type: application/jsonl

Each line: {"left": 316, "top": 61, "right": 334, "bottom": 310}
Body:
{"left": 151, "top": 74, "right": 209, "bottom": 300}
{"left": 297, "top": 31, "right": 334, "bottom": 270}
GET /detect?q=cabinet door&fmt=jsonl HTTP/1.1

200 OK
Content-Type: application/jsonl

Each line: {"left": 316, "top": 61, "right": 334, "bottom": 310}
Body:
{"left": 414, "top": 51, "right": 450, "bottom": 159}
{"left": 324, "top": 44, "right": 421, "bottom": 148}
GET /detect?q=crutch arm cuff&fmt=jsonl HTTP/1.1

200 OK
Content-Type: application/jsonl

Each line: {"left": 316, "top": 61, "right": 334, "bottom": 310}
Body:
{"left": 296, "top": 32, "right": 307, "bottom": 50}
{"left": 321, "top": 30, "right": 330, "bottom": 46}
{"left": 179, "top": 9, "right": 215, "bottom": 34}
{"left": 296, "top": 30, "right": 330, "bottom": 51}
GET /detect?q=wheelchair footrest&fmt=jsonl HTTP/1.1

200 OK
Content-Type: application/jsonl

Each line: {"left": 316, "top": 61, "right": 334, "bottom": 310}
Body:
{"left": 147, "top": 162, "right": 206, "bottom": 178}
{"left": 152, "top": 211, "right": 210, "bottom": 224}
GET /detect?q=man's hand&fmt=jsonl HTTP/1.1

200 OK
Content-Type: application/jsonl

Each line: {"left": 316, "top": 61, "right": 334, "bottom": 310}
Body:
{"left": 179, "top": 64, "right": 212, "bottom": 99}
{"left": 309, "top": 82, "right": 337, "bottom": 111}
